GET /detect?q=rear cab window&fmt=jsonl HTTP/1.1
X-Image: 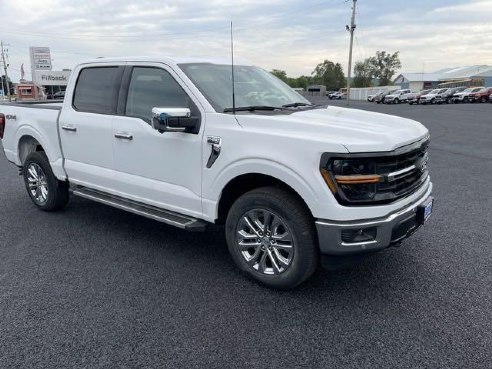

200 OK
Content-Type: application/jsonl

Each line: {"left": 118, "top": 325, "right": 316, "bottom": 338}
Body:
{"left": 72, "top": 66, "right": 123, "bottom": 114}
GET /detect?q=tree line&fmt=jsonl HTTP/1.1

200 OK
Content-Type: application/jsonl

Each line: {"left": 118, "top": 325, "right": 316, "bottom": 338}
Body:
{"left": 271, "top": 50, "right": 401, "bottom": 90}
{"left": 0, "top": 75, "right": 14, "bottom": 96}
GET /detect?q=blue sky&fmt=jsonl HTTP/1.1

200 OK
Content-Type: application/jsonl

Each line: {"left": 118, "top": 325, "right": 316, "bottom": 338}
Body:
{"left": 1, "top": 0, "right": 491, "bottom": 81}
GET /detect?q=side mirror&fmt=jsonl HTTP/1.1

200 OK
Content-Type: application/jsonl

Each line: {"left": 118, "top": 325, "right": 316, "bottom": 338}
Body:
{"left": 151, "top": 107, "right": 198, "bottom": 133}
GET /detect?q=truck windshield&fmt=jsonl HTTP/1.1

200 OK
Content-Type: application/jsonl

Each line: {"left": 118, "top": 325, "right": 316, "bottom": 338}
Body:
{"left": 178, "top": 63, "right": 311, "bottom": 113}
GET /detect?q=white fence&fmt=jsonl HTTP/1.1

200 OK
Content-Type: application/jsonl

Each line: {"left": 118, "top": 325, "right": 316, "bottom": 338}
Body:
{"left": 349, "top": 85, "right": 401, "bottom": 101}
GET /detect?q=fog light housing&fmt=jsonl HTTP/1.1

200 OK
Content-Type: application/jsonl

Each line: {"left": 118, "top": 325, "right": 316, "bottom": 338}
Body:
{"left": 341, "top": 227, "right": 377, "bottom": 244}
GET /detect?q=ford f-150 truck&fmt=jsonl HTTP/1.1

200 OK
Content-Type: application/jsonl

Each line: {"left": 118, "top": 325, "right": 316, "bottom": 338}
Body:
{"left": 0, "top": 57, "right": 434, "bottom": 289}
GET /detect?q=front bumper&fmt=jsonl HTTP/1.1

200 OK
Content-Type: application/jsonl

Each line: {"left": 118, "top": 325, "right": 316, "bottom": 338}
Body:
{"left": 315, "top": 183, "right": 433, "bottom": 256}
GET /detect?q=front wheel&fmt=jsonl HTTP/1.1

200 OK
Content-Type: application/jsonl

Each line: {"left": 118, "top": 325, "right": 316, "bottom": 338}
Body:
{"left": 23, "top": 152, "right": 69, "bottom": 211}
{"left": 225, "top": 187, "right": 319, "bottom": 289}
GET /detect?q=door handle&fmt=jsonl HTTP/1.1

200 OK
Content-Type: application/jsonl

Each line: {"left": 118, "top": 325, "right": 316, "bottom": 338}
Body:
{"left": 114, "top": 132, "right": 133, "bottom": 140}
{"left": 61, "top": 125, "right": 77, "bottom": 132}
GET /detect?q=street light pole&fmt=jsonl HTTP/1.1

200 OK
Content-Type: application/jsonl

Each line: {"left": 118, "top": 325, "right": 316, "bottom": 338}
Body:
{"left": 346, "top": 0, "right": 357, "bottom": 106}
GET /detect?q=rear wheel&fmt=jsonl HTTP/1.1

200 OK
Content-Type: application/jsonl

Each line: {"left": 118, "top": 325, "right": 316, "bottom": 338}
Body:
{"left": 481, "top": 96, "right": 487, "bottom": 103}
{"left": 225, "top": 187, "right": 319, "bottom": 289}
{"left": 23, "top": 152, "right": 69, "bottom": 211}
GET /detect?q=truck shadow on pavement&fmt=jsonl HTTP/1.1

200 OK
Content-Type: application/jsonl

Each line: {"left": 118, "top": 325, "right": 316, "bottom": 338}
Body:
{"left": 61, "top": 196, "right": 430, "bottom": 299}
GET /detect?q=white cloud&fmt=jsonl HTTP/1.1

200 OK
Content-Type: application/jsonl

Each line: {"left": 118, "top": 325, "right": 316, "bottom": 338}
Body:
{"left": 0, "top": 0, "right": 490, "bottom": 82}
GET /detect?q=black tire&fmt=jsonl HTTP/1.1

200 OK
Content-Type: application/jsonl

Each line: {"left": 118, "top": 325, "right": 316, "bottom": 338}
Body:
{"left": 481, "top": 96, "right": 487, "bottom": 103}
{"left": 431, "top": 98, "right": 435, "bottom": 104}
{"left": 23, "top": 151, "right": 69, "bottom": 211}
{"left": 225, "top": 187, "right": 319, "bottom": 289}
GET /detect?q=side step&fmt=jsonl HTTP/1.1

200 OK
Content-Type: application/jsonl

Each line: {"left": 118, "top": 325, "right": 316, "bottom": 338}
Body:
{"left": 72, "top": 186, "right": 207, "bottom": 231}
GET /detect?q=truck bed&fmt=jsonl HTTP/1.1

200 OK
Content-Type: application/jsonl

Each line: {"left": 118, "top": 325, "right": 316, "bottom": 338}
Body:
{"left": 0, "top": 101, "right": 62, "bottom": 110}
{"left": 0, "top": 101, "right": 65, "bottom": 179}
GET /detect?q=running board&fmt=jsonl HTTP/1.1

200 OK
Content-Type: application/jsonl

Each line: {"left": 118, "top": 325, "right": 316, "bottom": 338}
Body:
{"left": 72, "top": 186, "right": 207, "bottom": 231}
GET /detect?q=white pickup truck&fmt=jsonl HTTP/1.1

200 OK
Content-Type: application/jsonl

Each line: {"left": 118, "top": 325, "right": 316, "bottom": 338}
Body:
{"left": 0, "top": 57, "right": 433, "bottom": 288}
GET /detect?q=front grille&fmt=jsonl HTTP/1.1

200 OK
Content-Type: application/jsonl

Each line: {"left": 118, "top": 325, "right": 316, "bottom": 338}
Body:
{"left": 374, "top": 142, "right": 429, "bottom": 201}
{"left": 326, "top": 138, "right": 430, "bottom": 205}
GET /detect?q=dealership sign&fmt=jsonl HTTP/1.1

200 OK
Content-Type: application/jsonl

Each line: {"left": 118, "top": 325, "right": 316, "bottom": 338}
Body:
{"left": 33, "top": 70, "right": 72, "bottom": 86}
{"left": 30, "top": 46, "right": 52, "bottom": 71}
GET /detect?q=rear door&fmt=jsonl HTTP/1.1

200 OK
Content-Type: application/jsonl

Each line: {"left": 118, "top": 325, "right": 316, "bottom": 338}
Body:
{"left": 59, "top": 64, "right": 124, "bottom": 190}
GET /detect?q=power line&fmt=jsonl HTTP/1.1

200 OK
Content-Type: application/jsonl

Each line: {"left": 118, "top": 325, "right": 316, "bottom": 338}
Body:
{"left": 0, "top": 1, "right": 344, "bottom": 42}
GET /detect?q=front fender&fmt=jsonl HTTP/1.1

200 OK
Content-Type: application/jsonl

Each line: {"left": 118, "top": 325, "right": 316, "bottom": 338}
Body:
{"left": 201, "top": 158, "right": 334, "bottom": 222}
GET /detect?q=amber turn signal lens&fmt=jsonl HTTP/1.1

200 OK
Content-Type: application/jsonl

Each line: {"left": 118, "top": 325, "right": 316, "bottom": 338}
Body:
{"left": 335, "top": 174, "right": 383, "bottom": 184}
{"left": 320, "top": 169, "right": 338, "bottom": 193}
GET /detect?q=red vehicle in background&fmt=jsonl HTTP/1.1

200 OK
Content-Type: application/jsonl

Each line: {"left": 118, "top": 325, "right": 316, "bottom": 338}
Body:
{"left": 467, "top": 87, "right": 492, "bottom": 103}
{"left": 408, "top": 89, "right": 432, "bottom": 105}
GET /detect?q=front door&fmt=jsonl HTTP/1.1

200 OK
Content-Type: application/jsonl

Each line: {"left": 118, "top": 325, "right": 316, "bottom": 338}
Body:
{"left": 111, "top": 64, "right": 204, "bottom": 218}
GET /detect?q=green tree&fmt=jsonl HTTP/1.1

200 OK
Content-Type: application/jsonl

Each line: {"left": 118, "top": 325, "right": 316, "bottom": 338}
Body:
{"left": 352, "top": 60, "right": 373, "bottom": 88}
{"left": 288, "top": 75, "right": 311, "bottom": 89}
{"left": 270, "top": 69, "right": 288, "bottom": 83}
{"left": 367, "top": 51, "right": 402, "bottom": 86}
{"left": 311, "top": 60, "right": 346, "bottom": 90}
{"left": 0, "top": 75, "right": 13, "bottom": 96}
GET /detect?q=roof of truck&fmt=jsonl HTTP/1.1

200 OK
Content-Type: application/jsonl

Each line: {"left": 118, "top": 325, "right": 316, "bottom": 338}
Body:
{"left": 79, "top": 56, "right": 253, "bottom": 66}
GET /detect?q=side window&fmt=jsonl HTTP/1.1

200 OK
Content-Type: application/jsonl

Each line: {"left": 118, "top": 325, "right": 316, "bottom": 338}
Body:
{"left": 125, "top": 67, "right": 194, "bottom": 122}
{"left": 73, "top": 67, "right": 120, "bottom": 114}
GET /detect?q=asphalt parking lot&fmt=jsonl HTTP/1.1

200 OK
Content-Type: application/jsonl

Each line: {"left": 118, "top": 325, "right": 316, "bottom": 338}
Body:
{"left": 1, "top": 100, "right": 491, "bottom": 368}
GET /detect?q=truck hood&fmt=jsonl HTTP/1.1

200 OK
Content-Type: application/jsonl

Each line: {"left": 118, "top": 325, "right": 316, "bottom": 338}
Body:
{"left": 235, "top": 106, "right": 429, "bottom": 153}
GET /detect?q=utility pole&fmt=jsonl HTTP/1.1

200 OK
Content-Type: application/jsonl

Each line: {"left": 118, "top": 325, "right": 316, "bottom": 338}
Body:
{"left": 346, "top": 0, "right": 357, "bottom": 106}
{"left": 1, "top": 41, "right": 11, "bottom": 102}
{"left": 0, "top": 72, "right": 4, "bottom": 100}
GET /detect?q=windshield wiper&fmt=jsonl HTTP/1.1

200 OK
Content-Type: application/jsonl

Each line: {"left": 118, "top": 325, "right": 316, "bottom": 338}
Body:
{"left": 281, "top": 102, "right": 314, "bottom": 108}
{"left": 223, "top": 105, "right": 285, "bottom": 113}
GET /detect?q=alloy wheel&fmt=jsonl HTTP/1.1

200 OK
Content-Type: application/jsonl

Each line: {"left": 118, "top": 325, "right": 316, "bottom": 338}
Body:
{"left": 236, "top": 209, "right": 294, "bottom": 275}
{"left": 27, "top": 163, "right": 49, "bottom": 205}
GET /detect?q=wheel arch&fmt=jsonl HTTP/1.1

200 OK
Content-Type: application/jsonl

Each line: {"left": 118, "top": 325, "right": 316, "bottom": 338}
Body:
{"left": 216, "top": 173, "right": 315, "bottom": 225}
{"left": 15, "top": 125, "right": 66, "bottom": 180}
{"left": 18, "top": 135, "right": 45, "bottom": 165}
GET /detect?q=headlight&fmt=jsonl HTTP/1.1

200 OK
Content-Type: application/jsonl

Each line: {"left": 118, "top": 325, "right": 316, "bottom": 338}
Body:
{"left": 321, "top": 158, "right": 382, "bottom": 202}
{"left": 319, "top": 140, "right": 430, "bottom": 206}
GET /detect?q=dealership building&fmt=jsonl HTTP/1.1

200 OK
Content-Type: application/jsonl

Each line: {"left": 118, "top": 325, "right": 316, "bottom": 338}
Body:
{"left": 29, "top": 46, "right": 71, "bottom": 96}
{"left": 394, "top": 65, "right": 492, "bottom": 90}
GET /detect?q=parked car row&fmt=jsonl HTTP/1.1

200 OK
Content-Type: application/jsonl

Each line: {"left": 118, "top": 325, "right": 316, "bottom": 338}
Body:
{"left": 46, "top": 91, "right": 65, "bottom": 100}
{"left": 327, "top": 91, "right": 346, "bottom": 100}
{"left": 367, "top": 87, "right": 492, "bottom": 105}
